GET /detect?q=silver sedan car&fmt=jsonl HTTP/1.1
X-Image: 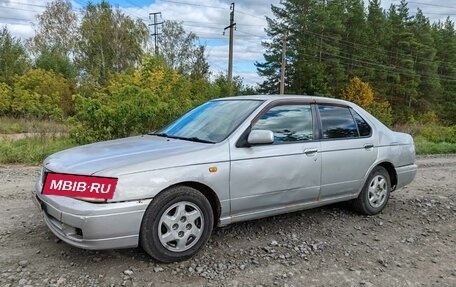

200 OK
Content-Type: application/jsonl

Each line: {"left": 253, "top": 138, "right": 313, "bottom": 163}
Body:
{"left": 34, "top": 95, "right": 417, "bottom": 262}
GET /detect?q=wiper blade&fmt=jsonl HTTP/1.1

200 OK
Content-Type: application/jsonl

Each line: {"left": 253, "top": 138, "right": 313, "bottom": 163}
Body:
{"left": 183, "top": 137, "right": 215, "bottom": 144}
{"left": 150, "top": 132, "right": 169, "bottom": 137}
{"left": 150, "top": 133, "right": 214, "bottom": 143}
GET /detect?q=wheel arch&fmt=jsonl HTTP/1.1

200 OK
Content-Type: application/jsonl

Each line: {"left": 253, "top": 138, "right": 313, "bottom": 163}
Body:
{"left": 377, "top": 161, "right": 398, "bottom": 191}
{"left": 166, "top": 181, "right": 221, "bottom": 226}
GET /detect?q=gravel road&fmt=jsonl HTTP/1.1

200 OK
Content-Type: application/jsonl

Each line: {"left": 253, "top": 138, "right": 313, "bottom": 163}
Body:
{"left": 1, "top": 155, "right": 455, "bottom": 287}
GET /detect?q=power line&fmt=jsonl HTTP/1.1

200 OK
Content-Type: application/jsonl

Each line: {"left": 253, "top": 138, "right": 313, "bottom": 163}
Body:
{"left": 0, "top": 0, "right": 46, "bottom": 8}
{"left": 236, "top": 10, "right": 265, "bottom": 21}
{"left": 0, "top": 16, "right": 34, "bottom": 23}
{"left": 158, "top": 0, "right": 225, "bottom": 10}
{"left": 404, "top": 1, "right": 456, "bottom": 9}
{"left": 313, "top": 50, "right": 456, "bottom": 82}
{"left": 296, "top": 29, "right": 442, "bottom": 66}
{"left": 168, "top": 19, "right": 265, "bottom": 27}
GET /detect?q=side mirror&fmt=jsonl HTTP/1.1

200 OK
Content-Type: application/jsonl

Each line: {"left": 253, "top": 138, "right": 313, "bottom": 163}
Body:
{"left": 247, "top": 129, "right": 274, "bottom": 145}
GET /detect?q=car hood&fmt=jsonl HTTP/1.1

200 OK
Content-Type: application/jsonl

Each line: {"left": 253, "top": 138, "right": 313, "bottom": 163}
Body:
{"left": 44, "top": 135, "right": 222, "bottom": 175}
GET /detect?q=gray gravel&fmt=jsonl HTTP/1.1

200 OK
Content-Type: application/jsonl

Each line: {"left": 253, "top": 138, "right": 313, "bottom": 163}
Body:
{"left": 0, "top": 155, "right": 455, "bottom": 286}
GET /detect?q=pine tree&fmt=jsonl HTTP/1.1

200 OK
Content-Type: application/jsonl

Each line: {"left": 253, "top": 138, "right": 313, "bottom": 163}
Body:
{"left": 385, "top": 1, "right": 418, "bottom": 122}
{"left": 433, "top": 18, "right": 456, "bottom": 124}
{"left": 410, "top": 10, "right": 441, "bottom": 113}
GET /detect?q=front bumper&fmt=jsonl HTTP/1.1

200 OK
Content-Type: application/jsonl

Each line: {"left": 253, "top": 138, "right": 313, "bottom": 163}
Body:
{"left": 33, "top": 180, "right": 151, "bottom": 250}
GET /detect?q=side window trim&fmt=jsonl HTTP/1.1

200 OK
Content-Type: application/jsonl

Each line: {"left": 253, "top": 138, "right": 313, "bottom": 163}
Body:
{"left": 349, "top": 108, "right": 361, "bottom": 138}
{"left": 312, "top": 103, "right": 323, "bottom": 141}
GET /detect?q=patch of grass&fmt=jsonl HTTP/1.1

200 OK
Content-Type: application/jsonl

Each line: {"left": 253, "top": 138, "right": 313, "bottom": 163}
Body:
{"left": 0, "top": 136, "right": 76, "bottom": 164}
{"left": 0, "top": 117, "right": 67, "bottom": 134}
{"left": 414, "top": 136, "right": 456, "bottom": 155}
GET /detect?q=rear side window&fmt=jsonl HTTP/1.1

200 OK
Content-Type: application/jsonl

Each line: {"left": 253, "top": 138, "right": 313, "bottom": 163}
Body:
{"left": 351, "top": 109, "right": 372, "bottom": 137}
{"left": 253, "top": 104, "right": 313, "bottom": 143}
{"left": 318, "top": 105, "right": 358, "bottom": 139}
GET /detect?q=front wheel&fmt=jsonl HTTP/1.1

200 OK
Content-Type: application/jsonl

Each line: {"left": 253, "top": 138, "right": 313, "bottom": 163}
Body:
{"left": 140, "top": 186, "right": 214, "bottom": 263}
{"left": 353, "top": 166, "right": 391, "bottom": 215}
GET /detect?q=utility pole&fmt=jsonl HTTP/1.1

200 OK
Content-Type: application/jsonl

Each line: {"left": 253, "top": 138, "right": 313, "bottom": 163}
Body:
{"left": 223, "top": 3, "right": 236, "bottom": 84}
{"left": 149, "top": 12, "right": 163, "bottom": 55}
{"left": 280, "top": 32, "right": 287, "bottom": 95}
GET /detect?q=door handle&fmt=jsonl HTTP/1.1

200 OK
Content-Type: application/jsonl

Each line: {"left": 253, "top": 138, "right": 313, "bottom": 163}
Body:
{"left": 304, "top": 148, "right": 318, "bottom": 155}
{"left": 364, "top": 144, "right": 374, "bottom": 149}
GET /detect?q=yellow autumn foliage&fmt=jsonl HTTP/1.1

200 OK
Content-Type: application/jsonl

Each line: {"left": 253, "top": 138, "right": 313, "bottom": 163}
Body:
{"left": 341, "top": 77, "right": 374, "bottom": 108}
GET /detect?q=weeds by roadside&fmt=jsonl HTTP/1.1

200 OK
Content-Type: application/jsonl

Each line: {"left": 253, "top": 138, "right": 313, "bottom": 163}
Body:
{"left": 414, "top": 136, "right": 456, "bottom": 155}
{"left": 0, "top": 136, "right": 75, "bottom": 164}
{"left": 0, "top": 117, "right": 67, "bottom": 134}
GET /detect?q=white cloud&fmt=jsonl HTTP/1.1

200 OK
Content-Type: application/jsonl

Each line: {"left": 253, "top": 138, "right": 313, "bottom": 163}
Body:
{"left": 121, "top": 0, "right": 279, "bottom": 85}
{"left": 2, "top": 0, "right": 456, "bottom": 87}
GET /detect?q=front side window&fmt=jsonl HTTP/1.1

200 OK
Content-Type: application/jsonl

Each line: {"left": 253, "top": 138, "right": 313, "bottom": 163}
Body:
{"left": 319, "top": 105, "right": 358, "bottom": 139}
{"left": 252, "top": 104, "right": 313, "bottom": 143}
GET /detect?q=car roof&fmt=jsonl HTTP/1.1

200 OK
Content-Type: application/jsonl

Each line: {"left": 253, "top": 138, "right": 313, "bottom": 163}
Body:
{"left": 216, "top": 95, "right": 352, "bottom": 105}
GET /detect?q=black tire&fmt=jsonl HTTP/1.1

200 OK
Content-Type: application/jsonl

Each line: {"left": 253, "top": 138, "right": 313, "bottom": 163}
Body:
{"left": 140, "top": 186, "right": 214, "bottom": 263}
{"left": 353, "top": 166, "right": 391, "bottom": 215}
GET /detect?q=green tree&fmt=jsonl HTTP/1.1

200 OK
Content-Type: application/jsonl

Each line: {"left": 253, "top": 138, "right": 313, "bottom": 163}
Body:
{"left": 342, "top": 0, "right": 369, "bottom": 78}
{"left": 433, "top": 18, "right": 456, "bottom": 124}
{"left": 11, "top": 69, "right": 72, "bottom": 119}
{"left": 0, "top": 27, "right": 29, "bottom": 84}
{"left": 35, "top": 45, "right": 77, "bottom": 80}
{"left": 76, "top": 1, "right": 149, "bottom": 85}
{"left": 212, "top": 73, "right": 247, "bottom": 96}
{"left": 257, "top": 0, "right": 328, "bottom": 95}
{"left": 158, "top": 21, "right": 210, "bottom": 78}
{"left": 385, "top": 1, "right": 419, "bottom": 121}
{"left": 30, "top": 0, "right": 77, "bottom": 56}
{"left": 410, "top": 10, "right": 441, "bottom": 113}
{"left": 364, "top": 0, "right": 388, "bottom": 98}
{"left": 0, "top": 82, "right": 12, "bottom": 115}
{"left": 341, "top": 77, "right": 393, "bottom": 126}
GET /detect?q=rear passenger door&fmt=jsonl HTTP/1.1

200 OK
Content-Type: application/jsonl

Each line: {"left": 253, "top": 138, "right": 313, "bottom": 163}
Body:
{"left": 318, "top": 104, "right": 377, "bottom": 200}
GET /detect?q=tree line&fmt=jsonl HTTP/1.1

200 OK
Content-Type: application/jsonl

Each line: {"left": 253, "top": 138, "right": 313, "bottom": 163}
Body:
{"left": 257, "top": 0, "right": 456, "bottom": 125}
{"left": 0, "top": 0, "right": 252, "bottom": 143}
{"left": 1, "top": 0, "right": 454, "bottom": 143}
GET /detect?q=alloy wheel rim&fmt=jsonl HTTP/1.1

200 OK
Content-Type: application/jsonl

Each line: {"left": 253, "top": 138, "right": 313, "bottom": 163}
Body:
{"left": 158, "top": 201, "right": 204, "bottom": 252}
{"left": 368, "top": 175, "right": 388, "bottom": 208}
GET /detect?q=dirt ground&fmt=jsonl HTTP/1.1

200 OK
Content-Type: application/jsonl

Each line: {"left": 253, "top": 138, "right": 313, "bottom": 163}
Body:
{"left": 0, "top": 155, "right": 455, "bottom": 287}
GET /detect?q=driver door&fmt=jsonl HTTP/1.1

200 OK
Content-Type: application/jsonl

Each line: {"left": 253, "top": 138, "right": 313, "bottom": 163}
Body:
{"left": 229, "top": 103, "right": 321, "bottom": 218}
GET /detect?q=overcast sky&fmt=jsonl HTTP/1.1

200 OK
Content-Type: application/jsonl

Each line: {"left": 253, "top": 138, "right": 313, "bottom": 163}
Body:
{"left": 1, "top": 0, "right": 456, "bottom": 86}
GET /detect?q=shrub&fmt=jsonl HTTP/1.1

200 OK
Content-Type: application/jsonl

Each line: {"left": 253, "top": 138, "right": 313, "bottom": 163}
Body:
{"left": 341, "top": 76, "right": 374, "bottom": 108}
{"left": 69, "top": 86, "right": 160, "bottom": 143}
{"left": 9, "top": 69, "right": 73, "bottom": 119}
{"left": 0, "top": 82, "right": 11, "bottom": 115}
{"left": 420, "top": 125, "right": 456, "bottom": 144}
{"left": 368, "top": 101, "right": 394, "bottom": 127}
{"left": 0, "top": 136, "right": 75, "bottom": 164}
{"left": 340, "top": 77, "right": 393, "bottom": 126}
{"left": 68, "top": 57, "right": 212, "bottom": 144}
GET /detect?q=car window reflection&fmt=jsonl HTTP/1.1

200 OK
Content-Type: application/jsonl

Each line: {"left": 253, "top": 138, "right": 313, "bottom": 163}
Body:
{"left": 319, "top": 105, "right": 358, "bottom": 139}
{"left": 253, "top": 104, "right": 313, "bottom": 144}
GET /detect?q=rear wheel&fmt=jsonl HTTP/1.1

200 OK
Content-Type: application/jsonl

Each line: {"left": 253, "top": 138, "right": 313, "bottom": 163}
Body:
{"left": 140, "top": 186, "right": 213, "bottom": 263}
{"left": 353, "top": 166, "right": 391, "bottom": 215}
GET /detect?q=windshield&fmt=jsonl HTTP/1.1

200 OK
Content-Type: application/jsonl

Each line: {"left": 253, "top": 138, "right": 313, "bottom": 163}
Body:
{"left": 155, "top": 100, "right": 263, "bottom": 143}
